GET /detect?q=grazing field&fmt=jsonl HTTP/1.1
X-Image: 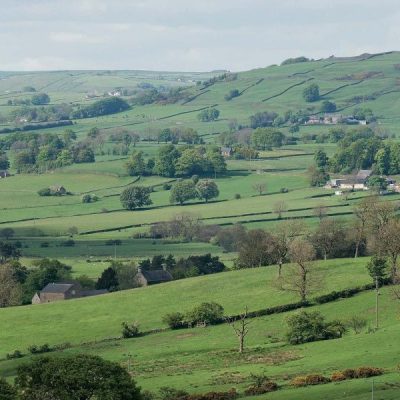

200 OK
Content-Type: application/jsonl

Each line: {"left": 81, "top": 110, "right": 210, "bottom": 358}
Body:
{"left": 1, "top": 53, "right": 400, "bottom": 399}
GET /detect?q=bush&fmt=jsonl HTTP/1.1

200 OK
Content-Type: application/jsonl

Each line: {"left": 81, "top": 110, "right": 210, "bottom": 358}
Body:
{"left": 184, "top": 389, "right": 238, "bottom": 400}
{"left": 291, "top": 374, "right": 330, "bottom": 387}
{"left": 280, "top": 187, "right": 289, "bottom": 193}
{"left": 354, "top": 366, "right": 384, "bottom": 378}
{"left": 244, "top": 375, "right": 278, "bottom": 395}
{"left": 28, "top": 344, "right": 52, "bottom": 354}
{"left": 162, "top": 312, "right": 186, "bottom": 329}
{"left": 159, "top": 387, "right": 189, "bottom": 400}
{"left": 163, "top": 183, "right": 172, "bottom": 190}
{"left": 234, "top": 193, "right": 241, "bottom": 199}
{"left": 331, "top": 371, "right": 346, "bottom": 382}
{"left": 37, "top": 187, "right": 51, "bottom": 196}
{"left": 6, "top": 350, "right": 24, "bottom": 359}
{"left": 346, "top": 315, "right": 368, "bottom": 334}
{"left": 81, "top": 194, "right": 99, "bottom": 203}
{"left": 286, "top": 311, "right": 345, "bottom": 345}
{"left": 60, "top": 239, "right": 75, "bottom": 247}
{"left": 121, "top": 321, "right": 140, "bottom": 338}
{"left": 185, "top": 302, "right": 224, "bottom": 326}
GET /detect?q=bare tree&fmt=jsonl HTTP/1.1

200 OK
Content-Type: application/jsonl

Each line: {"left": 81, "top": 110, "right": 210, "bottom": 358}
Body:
{"left": 252, "top": 182, "right": 267, "bottom": 196}
{"left": 226, "top": 307, "right": 251, "bottom": 353}
{"left": 0, "top": 264, "right": 22, "bottom": 308}
{"left": 273, "top": 200, "right": 287, "bottom": 219}
{"left": 372, "top": 219, "right": 400, "bottom": 283}
{"left": 312, "top": 218, "right": 345, "bottom": 260}
{"left": 271, "top": 219, "right": 304, "bottom": 277}
{"left": 277, "top": 238, "right": 317, "bottom": 302}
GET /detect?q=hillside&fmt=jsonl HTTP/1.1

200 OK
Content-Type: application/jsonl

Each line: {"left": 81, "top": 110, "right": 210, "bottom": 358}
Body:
{"left": 0, "top": 258, "right": 399, "bottom": 399}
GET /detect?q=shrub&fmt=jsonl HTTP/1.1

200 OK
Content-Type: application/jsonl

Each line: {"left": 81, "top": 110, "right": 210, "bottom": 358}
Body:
{"left": 163, "top": 183, "right": 172, "bottom": 190}
{"left": 121, "top": 321, "right": 140, "bottom": 338}
{"left": 280, "top": 187, "right": 289, "bottom": 193}
{"left": 286, "top": 311, "right": 345, "bottom": 345}
{"left": 60, "top": 239, "right": 75, "bottom": 247}
{"left": 159, "top": 387, "right": 189, "bottom": 400}
{"left": 331, "top": 371, "right": 346, "bottom": 382}
{"left": 244, "top": 375, "right": 278, "bottom": 395}
{"left": 185, "top": 389, "right": 238, "bottom": 400}
{"left": 185, "top": 302, "right": 224, "bottom": 326}
{"left": 81, "top": 194, "right": 99, "bottom": 203}
{"left": 28, "top": 344, "right": 52, "bottom": 354}
{"left": 162, "top": 312, "right": 186, "bottom": 329}
{"left": 6, "top": 350, "right": 24, "bottom": 359}
{"left": 234, "top": 193, "right": 241, "bottom": 199}
{"left": 37, "top": 187, "right": 51, "bottom": 196}
{"left": 354, "top": 366, "right": 384, "bottom": 378}
{"left": 346, "top": 315, "right": 368, "bottom": 334}
{"left": 291, "top": 374, "right": 330, "bottom": 387}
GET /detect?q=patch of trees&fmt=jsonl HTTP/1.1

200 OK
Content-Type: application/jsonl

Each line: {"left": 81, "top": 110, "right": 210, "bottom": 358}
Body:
{"left": 120, "top": 186, "right": 153, "bottom": 210}
{"left": 201, "top": 72, "right": 238, "bottom": 88}
{"left": 328, "top": 127, "right": 400, "bottom": 174}
{"left": 31, "top": 93, "right": 50, "bottom": 105}
{"left": 138, "top": 253, "right": 225, "bottom": 280}
{"left": 249, "top": 111, "right": 278, "bottom": 128}
{"left": 157, "top": 127, "right": 202, "bottom": 145}
{"left": 0, "top": 120, "right": 73, "bottom": 134}
{"left": 281, "top": 56, "right": 310, "bottom": 65}
{"left": 197, "top": 107, "right": 220, "bottom": 122}
{"left": 95, "top": 261, "right": 138, "bottom": 292}
{"left": 126, "top": 145, "right": 227, "bottom": 179}
{"left": 224, "top": 89, "right": 240, "bottom": 101}
{"left": 71, "top": 97, "right": 130, "bottom": 119}
{"left": 320, "top": 100, "right": 336, "bottom": 113}
{"left": 251, "top": 128, "right": 286, "bottom": 150}
{"left": 128, "top": 85, "right": 188, "bottom": 106}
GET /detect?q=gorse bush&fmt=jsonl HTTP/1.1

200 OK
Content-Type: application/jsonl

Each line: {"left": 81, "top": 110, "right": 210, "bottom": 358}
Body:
{"left": 121, "top": 322, "right": 141, "bottom": 338}
{"left": 162, "top": 312, "right": 186, "bottom": 329}
{"left": 291, "top": 374, "right": 330, "bottom": 387}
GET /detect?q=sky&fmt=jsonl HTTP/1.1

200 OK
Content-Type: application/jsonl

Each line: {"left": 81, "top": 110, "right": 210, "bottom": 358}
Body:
{"left": 1, "top": 0, "right": 399, "bottom": 72}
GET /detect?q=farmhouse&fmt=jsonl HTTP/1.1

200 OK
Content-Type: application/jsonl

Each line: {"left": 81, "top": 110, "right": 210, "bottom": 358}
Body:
{"left": 135, "top": 267, "right": 173, "bottom": 287}
{"left": 326, "top": 169, "right": 372, "bottom": 191}
{"left": 32, "top": 282, "right": 107, "bottom": 304}
{"left": 220, "top": 147, "right": 233, "bottom": 157}
{"left": 0, "top": 170, "right": 10, "bottom": 178}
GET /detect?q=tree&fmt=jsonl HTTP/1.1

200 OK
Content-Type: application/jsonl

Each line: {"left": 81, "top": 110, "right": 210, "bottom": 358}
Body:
{"left": 271, "top": 220, "right": 304, "bottom": 277}
{"left": 307, "top": 165, "right": 329, "bottom": 187}
{"left": 175, "top": 148, "right": 210, "bottom": 177}
{"left": 375, "top": 220, "right": 400, "bottom": 283}
{"left": 31, "top": 93, "right": 50, "bottom": 105}
{"left": 312, "top": 218, "right": 345, "bottom": 260}
{"left": 0, "top": 228, "right": 14, "bottom": 240}
{"left": 366, "top": 256, "right": 388, "bottom": 286}
{"left": 0, "top": 264, "right": 22, "bottom": 307}
{"left": 249, "top": 111, "right": 278, "bottom": 129}
{"left": 206, "top": 148, "right": 227, "bottom": 177}
{"left": 125, "top": 151, "right": 146, "bottom": 176}
{"left": 0, "top": 152, "right": 10, "bottom": 170}
{"left": 169, "top": 180, "right": 198, "bottom": 205}
{"left": 120, "top": 186, "right": 152, "bottom": 210}
{"left": 313, "top": 204, "right": 327, "bottom": 221}
{"left": 197, "top": 108, "right": 220, "bottom": 122}
{"left": 154, "top": 144, "right": 180, "bottom": 177}
{"left": 302, "top": 83, "right": 320, "bottom": 102}
{"left": 236, "top": 229, "right": 276, "bottom": 268}
{"left": 0, "top": 241, "right": 21, "bottom": 263}
{"left": 252, "top": 182, "right": 267, "bottom": 195}
{"left": 320, "top": 100, "right": 336, "bottom": 113}
{"left": 367, "top": 176, "right": 387, "bottom": 193}
{"left": 15, "top": 354, "right": 141, "bottom": 400}
{"left": 196, "top": 180, "right": 219, "bottom": 203}
{"left": 184, "top": 302, "right": 224, "bottom": 326}
{"left": 278, "top": 238, "right": 316, "bottom": 301}
{"left": 251, "top": 128, "right": 285, "bottom": 150}
{"left": 0, "top": 378, "right": 16, "bottom": 400}
{"left": 224, "top": 89, "right": 240, "bottom": 101}
{"left": 96, "top": 266, "right": 119, "bottom": 291}
{"left": 226, "top": 307, "right": 251, "bottom": 353}
{"left": 314, "top": 149, "right": 328, "bottom": 169}
{"left": 273, "top": 200, "right": 287, "bottom": 219}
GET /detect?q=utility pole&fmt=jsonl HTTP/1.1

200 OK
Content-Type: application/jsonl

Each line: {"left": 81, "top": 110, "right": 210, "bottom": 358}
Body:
{"left": 124, "top": 353, "right": 132, "bottom": 372}
{"left": 371, "top": 379, "right": 374, "bottom": 400}
{"left": 114, "top": 242, "right": 117, "bottom": 260}
{"left": 375, "top": 275, "right": 379, "bottom": 330}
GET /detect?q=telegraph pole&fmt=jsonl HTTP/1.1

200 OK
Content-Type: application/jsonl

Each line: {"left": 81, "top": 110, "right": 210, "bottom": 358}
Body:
{"left": 371, "top": 379, "right": 374, "bottom": 400}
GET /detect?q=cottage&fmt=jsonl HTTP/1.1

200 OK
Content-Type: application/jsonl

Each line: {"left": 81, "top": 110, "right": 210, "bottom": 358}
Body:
{"left": 32, "top": 282, "right": 107, "bottom": 304}
{"left": 135, "top": 267, "right": 173, "bottom": 287}
{"left": 0, "top": 170, "right": 10, "bottom": 178}
{"left": 220, "top": 147, "right": 233, "bottom": 157}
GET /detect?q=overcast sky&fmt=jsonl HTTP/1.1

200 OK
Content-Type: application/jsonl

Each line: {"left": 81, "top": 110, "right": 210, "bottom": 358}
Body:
{"left": 1, "top": 0, "right": 399, "bottom": 72}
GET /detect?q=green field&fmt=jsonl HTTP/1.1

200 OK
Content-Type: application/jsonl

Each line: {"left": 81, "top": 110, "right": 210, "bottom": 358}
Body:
{"left": 0, "top": 258, "right": 399, "bottom": 399}
{"left": 1, "top": 53, "right": 400, "bottom": 398}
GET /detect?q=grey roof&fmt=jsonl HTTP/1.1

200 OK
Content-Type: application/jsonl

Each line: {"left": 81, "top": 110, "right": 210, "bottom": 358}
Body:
{"left": 140, "top": 269, "right": 173, "bottom": 283}
{"left": 220, "top": 147, "right": 232, "bottom": 153}
{"left": 356, "top": 170, "right": 372, "bottom": 180}
{"left": 40, "top": 282, "right": 75, "bottom": 294}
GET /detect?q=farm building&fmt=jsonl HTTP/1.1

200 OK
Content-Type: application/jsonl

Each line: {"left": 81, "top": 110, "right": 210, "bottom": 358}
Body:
{"left": 135, "top": 267, "right": 173, "bottom": 287}
{"left": 49, "top": 185, "right": 67, "bottom": 195}
{"left": 32, "top": 282, "right": 107, "bottom": 304}
{"left": 0, "top": 170, "right": 10, "bottom": 178}
{"left": 220, "top": 147, "right": 233, "bottom": 157}
{"left": 326, "top": 169, "right": 372, "bottom": 190}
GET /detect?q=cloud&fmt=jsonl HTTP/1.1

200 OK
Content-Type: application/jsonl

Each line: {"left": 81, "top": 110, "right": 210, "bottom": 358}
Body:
{"left": 0, "top": 0, "right": 399, "bottom": 70}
